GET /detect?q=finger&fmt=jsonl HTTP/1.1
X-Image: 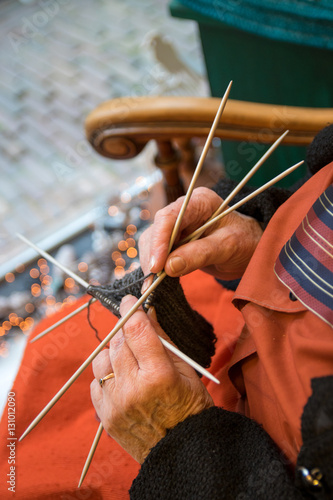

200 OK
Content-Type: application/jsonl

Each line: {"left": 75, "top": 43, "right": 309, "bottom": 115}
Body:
{"left": 140, "top": 188, "right": 222, "bottom": 274}
{"left": 119, "top": 295, "right": 171, "bottom": 371}
{"left": 92, "top": 349, "right": 114, "bottom": 381}
{"left": 90, "top": 379, "right": 104, "bottom": 415}
{"left": 141, "top": 273, "right": 154, "bottom": 295}
{"left": 138, "top": 226, "right": 154, "bottom": 276}
{"left": 164, "top": 227, "right": 237, "bottom": 276}
{"left": 139, "top": 199, "right": 184, "bottom": 274}
{"left": 108, "top": 302, "right": 141, "bottom": 376}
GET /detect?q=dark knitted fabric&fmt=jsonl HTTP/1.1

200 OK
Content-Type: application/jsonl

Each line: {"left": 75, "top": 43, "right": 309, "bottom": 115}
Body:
{"left": 87, "top": 267, "right": 216, "bottom": 370}
{"left": 213, "top": 179, "right": 293, "bottom": 225}
{"left": 306, "top": 125, "right": 333, "bottom": 176}
{"left": 130, "top": 377, "right": 333, "bottom": 499}
{"left": 130, "top": 407, "right": 301, "bottom": 500}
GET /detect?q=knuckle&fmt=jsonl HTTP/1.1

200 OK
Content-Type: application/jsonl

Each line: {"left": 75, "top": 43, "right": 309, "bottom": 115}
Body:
{"left": 122, "top": 313, "right": 149, "bottom": 341}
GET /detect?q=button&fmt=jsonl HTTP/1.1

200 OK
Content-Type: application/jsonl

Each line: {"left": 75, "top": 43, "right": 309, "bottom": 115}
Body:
{"left": 289, "top": 291, "right": 297, "bottom": 301}
{"left": 298, "top": 466, "right": 323, "bottom": 491}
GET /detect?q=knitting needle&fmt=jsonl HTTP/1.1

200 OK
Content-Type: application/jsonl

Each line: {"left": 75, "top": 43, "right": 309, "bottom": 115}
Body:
{"left": 180, "top": 160, "right": 304, "bottom": 244}
{"left": 78, "top": 422, "right": 103, "bottom": 488}
{"left": 30, "top": 298, "right": 96, "bottom": 343}
{"left": 76, "top": 84, "right": 234, "bottom": 487}
{"left": 77, "top": 87, "right": 234, "bottom": 486}
{"left": 17, "top": 233, "right": 88, "bottom": 289}
{"left": 30, "top": 128, "right": 287, "bottom": 344}
{"left": 167, "top": 79, "right": 232, "bottom": 253}
{"left": 189, "top": 129, "right": 290, "bottom": 242}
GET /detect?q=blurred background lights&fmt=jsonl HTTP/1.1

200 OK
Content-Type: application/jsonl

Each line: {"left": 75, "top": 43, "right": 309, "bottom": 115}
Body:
{"left": 126, "top": 224, "right": 137, "bottom": 235}
{"left": 30, "top": 268, "right": 40, "bottom": 279}
{"left": 127, "top": 248, "right": 138, "bottom": 259}
{"left": 78, "top": 262, "right": 88, "bottom": 273}
{"left": 120, "top": 192, "right": 132, "bottom": 204}
{"left": 108, "top": 205, "right": 119, "bottom": 217}
{"left": 5, "top": 273, "right": 15, "bottom": 283}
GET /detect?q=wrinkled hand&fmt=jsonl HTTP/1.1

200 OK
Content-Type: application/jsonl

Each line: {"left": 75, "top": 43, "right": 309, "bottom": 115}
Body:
{"left": 139, "top": 187, "right": 263, "bottom": 281}
{"left": 90, "top": 295, "right": 214, "bottom": 463}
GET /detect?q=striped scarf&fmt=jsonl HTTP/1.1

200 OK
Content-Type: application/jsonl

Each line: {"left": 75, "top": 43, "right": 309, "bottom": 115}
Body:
{"left": 274, "top": 184, "right": 333, "bottom": 327}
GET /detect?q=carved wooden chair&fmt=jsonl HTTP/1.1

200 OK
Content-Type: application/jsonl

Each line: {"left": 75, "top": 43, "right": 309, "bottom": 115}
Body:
{"left": 85, "top": 96, "right": 333, "bottom": 203}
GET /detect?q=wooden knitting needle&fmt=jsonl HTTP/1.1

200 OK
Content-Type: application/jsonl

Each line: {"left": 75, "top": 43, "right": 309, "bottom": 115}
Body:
{"left": 30, "top": 298, "right": 96, "bottom": 343}
{"left": 188, "top": 129, "right": 290, "bottom": 243}
{"left": 31, "top": 128, "right": 286, "bottom": 344}
{"left": 180, "top": 160, "right": 304, "bottom": 245}
{"left": 167, "top": 80, "right": 232, "bottom": 253}
{"left": 78, "top": 422, "right": 103, "bottom": 488}
{"left": 77, "top": 84, "right": 234, "bottom": 487}
{"left": 17, "top": 233, "right": 89, "bottom": 289}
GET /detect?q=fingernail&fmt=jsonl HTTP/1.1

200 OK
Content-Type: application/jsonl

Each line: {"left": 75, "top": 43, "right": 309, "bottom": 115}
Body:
{"left": 147, "top": 306, "right": 157, "bottom": 321}
{"left": 169, "top": 256, "right": 186, "bottom": 275}
{"left": 149, "top": 256, "right": 156, "bottom": 272}
{"left": 141, "top": 275, "right": 153, "bottom": 295}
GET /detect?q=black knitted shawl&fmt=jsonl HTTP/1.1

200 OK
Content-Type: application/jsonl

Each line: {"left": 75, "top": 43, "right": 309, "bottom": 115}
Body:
{"left": 130, "top": 376, "right": 333, "bottom": 499}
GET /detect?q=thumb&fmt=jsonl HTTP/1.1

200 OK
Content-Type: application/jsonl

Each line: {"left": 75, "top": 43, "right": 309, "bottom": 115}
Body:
{"left": 164, "top": 231, "right": 233, "bottom": 276}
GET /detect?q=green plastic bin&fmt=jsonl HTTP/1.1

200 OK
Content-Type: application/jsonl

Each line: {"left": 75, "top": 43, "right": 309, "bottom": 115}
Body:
{"left": 169, "top": 0, "right": 333, "bottom": 187}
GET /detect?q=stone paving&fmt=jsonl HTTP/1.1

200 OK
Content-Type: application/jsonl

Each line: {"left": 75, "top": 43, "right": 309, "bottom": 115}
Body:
{"left": 0, "top": 0, "right": 207, "bottom": 278}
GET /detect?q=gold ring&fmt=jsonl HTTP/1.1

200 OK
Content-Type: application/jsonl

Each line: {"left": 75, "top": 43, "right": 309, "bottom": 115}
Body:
{"left": 99, "top": 372, "right": 115, "bottom": 387}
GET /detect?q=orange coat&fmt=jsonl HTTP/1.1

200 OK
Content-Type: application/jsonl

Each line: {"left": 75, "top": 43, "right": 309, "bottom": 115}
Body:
{"left": 229, "top": 162, "right": 333, "bottom": 464}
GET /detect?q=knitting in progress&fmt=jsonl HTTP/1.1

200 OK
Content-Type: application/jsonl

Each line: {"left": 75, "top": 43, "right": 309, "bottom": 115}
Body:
{"left": 87, "top": 266, "right": 216, "bottom": 370}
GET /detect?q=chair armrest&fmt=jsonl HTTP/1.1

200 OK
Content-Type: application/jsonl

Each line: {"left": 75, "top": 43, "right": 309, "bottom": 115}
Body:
{"left": 85, "top": 96, "right": 333, "bottom": 160}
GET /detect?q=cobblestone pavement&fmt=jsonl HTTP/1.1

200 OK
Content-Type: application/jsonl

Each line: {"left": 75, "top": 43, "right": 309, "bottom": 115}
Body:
{"left": 0, "top": 0, "right": 207, "bottom": 278}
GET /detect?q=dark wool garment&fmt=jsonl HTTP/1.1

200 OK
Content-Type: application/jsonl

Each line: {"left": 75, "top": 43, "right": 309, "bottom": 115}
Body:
{"left": 130, "top": 376, "right": 333, "bottom": 500}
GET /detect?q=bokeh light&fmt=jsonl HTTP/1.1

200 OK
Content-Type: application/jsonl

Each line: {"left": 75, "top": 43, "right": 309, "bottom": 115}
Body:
{"left": 118, "top": 240, "right": 128, "bottom": 252}
{"left": 5, "top": 273, "right": 15, "bottom": 283}
{"left": 30, "top": 268, "right": 40, "bottom": 279}
{"left": 126, "top": 238, "right": 136, "bottom": 248}
{"left": 126, "top": 224, "right": 137, "bottom": 235}
{"left": 114, "top": 266, "right": 125, "bottom": 279}
{"left": 64, "top": 278, "right": 75, "bottom": 289}
{"left": 140, "top": 209, "right": 150, "bottom": 220}
{"left": 25, "top": 303, "right": 35, "bottom": 314}
{"left": 120, "top": 192, "right": 131, "bottom": 204}
{"left": 31, "top": 283, "right": 41, "bottom": 297}
{"left": 108, "top": 205, "right": 119, "bottom": 216}
{"left": 112, "top": 251, "right": 121, "bottom": 261}
{"left": 78, "top": 262, "right": 88, "bottom": 273}
{"left": 127, "top": 248, "right": 138, "bottom": 259}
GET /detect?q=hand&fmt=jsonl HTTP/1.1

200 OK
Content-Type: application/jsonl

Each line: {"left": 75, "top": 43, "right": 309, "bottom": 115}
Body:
{"left": 90, "top": 295, "right": 214, "bottom": 463}
{"left": 139, "top": 187, "right": 263, "bottom": 281}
